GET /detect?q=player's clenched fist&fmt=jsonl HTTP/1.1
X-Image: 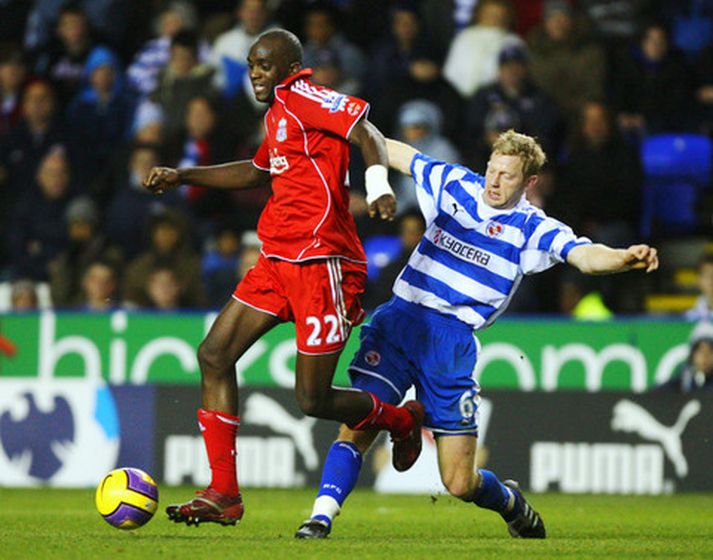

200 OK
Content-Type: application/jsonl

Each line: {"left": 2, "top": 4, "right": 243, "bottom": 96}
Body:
{"left": 368, "top": 193, "right": 397, "bottom": 221}
{"left": 143, "top": 166, "right": 181, "bottom": 194}
{"left": 622, "top": 244, "right": 659, "bottom": 273}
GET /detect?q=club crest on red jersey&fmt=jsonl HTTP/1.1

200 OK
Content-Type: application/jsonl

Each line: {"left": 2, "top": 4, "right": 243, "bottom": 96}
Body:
{"left": 276, "top": 118, "right": 287, "bottom": 142}
{"left": 486, "top": 221, "right": 504, "bottom": 238}
{"left": 347, "top": 101, "right": 362, "bottom": 116}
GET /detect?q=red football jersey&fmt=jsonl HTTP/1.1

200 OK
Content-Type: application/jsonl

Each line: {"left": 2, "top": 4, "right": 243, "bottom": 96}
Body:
{"left": 252, "top": 69, "right": 368, "bottom": 263}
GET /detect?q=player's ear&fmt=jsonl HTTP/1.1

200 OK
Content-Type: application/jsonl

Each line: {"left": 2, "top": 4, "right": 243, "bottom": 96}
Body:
{"left": 289, "top": 61, "right": 302, "bottom": 75}
{"left": 524, "top": 174, "right": 539, "bottom": 191}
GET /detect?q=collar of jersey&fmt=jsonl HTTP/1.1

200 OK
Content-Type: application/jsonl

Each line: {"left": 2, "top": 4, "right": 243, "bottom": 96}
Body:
{"left": 274, "top": 67, "right": 313, "bottom": 91}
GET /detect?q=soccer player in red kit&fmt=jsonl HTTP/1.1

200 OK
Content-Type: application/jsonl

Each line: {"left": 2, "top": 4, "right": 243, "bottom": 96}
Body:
{"left": 144, "top": 29, "right": 425, "bottom": 526}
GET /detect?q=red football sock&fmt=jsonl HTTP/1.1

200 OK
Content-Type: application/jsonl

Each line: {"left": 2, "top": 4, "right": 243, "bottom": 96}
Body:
{"left": 198, "top": 408, "right": 240, "bottom": 496}
{"left": 349, "top": 393, "right": 413, "bottom": 438}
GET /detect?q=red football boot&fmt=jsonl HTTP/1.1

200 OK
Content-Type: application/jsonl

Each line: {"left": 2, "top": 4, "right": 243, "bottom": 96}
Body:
{"left": 391, "top": 400, "right": 425, "bottom": 472}
{"left": 166, "top": 488, "right": 244, "bottom": 526}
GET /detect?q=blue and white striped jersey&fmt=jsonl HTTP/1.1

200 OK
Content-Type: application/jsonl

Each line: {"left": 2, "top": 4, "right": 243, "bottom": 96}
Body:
{"left": 392, "top": 153, "right": 591, "bottom": 330}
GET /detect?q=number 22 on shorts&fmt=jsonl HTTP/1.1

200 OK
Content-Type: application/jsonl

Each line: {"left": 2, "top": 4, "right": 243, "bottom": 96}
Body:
{"left": 305, "top": 315, "right": 343, "bottom": 346}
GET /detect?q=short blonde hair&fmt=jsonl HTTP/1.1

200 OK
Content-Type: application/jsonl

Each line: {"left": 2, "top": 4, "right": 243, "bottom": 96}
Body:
{"left": 492, "top": 129, "right": 547, "bottom": 177}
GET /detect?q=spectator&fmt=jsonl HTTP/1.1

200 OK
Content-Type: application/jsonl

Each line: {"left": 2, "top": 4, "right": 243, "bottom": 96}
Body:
{"left": 0, "top": 49, "right": 27, "bottom": 137}
{"left": 527, "top": 0, "right": 606, "bottom": 125}
{"left": 468, "top": 103, "right": 522, "bottom": 175}
{"left": 393, "top": 100, "right": 460, "bottom": 215}
{"left": 556, "top": 100, "right": 644, "bottom": 313}
{"left": 202, "top": 226, "right": 241, "bottom": 308}
{"left": 7, "top": 148, "right": 73, "bottom": 280}
{"left": 363, "top": 211, "right": 426, "bottom": 310}
{"left": 49, "top": 196, "right": 123, "bottom": 306}
{"left": 127, "top": 1, "right": 200, "bottom": 98}
{"left": 209, "top": 0, "right": 275, "bottom": 98}
{"left": 0, "top": 79, "right": 65, "bottom": 272}
{"left": 166, "top": 95, "right": 235, "bottom": 234}
{"left": 123, "top": 210, "right": 205, "bottom": 308}
{"left": 31, "top": 4, "right": 94, "bottom": 105}
{"left": 80, "top": 259, "right": 119, "bottom": 311}
{"left": 310, "top": 47, "right": 348, "bottom": 92}
{"left": 612, "top": 21, "right": 694, "bottom": 135}
{"left": 465, "top": 44, "right": 561, "bottom": 159}
{"left": 443, "top": 0, "right": 523, "bottom": 99}
{"left": 153, "top": 31, "right": 215, "bottom": 139}
{"left": 557, "top": 100, "right": 642, "bottom": 247}
{"left": 66, "top": 46, "right": 135, "bottom": 188}
{"left": 368, "top": 4, "right": 459, "bottom": 137}
{"left": 24, "top": 0, "right": 127, "bottom": 54}
{"left": 685, "top": 254, "right": 713, "bottom": 322}
{"left": 10, "top": 279, "right": 39, "bottom": 311}
{"left": 303, "top": 3, "right": 366, "bottom": 95}
{"left": 656, "top": 321, "right": 713, "bottom": 393}
{"left": 146, "top": 266, "right": 183, "bottom": 310}
{"left": 559, "top": 270, "right": 613, "bottom": 320}
{"left": 106, "top": 143, "right": 183, "bottom": 259}
{"left": 370, "top": 4, "right": 442, "bottom": 99}
{"left": 0, "top": 79, "right": 66, "bottom": 196}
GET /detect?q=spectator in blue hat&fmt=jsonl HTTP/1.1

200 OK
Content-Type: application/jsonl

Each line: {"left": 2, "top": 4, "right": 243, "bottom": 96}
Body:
{"left": 66, "top": 45, "right": 135, "bottom": 187}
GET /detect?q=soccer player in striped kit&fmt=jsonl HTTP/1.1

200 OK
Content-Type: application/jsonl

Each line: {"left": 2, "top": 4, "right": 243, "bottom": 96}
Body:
{"left": 296, "top": 129, "right": 659, "bottom": 539}
{"left": 145, "top": 29, "right": 425, "bottom": 526}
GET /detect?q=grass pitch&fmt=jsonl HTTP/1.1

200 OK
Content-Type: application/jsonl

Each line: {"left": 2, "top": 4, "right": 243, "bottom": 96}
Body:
{"left": 1, "top": 488, "right": 711, "bottom": 560}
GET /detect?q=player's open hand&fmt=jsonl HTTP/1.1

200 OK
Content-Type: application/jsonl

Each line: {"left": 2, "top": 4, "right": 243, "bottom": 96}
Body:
{"left": 143, "top": 166, "right": 181, "bottom": 194}
{"left": 622, "top": 244, "right": 659, "bottom": 273}
{"left": 369, "top": 193, "right": 397, "bottom": 221}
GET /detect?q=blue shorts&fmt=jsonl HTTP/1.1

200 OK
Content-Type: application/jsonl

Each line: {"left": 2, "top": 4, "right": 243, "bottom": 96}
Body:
{"left": 349, "top": 297, "right": 481, "bottom": 436}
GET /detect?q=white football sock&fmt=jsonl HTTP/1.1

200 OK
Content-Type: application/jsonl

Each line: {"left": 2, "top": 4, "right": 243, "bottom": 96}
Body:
{"left": 311, "top": 495, "right": 341, "bottom": 522}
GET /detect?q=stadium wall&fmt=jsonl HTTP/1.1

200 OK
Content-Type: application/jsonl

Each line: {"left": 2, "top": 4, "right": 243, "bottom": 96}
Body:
{"left": 0, "top": 381, "right": 710, "bottom": 494}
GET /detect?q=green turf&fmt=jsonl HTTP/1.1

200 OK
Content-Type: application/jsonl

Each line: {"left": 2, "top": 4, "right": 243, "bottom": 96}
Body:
{"left": 1, "top": 488, "right": 711, "bottom": 559}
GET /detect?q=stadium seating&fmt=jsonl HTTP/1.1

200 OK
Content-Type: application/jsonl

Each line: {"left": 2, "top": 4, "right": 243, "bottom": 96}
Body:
{"left": 363, "top": 235, "right": 403, "bottom": 281}
{"left": 640, "top": 134, "right": 712, "bottom": 238}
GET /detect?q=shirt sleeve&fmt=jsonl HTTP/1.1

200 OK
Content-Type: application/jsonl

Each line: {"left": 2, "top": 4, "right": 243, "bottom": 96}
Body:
{"left": 520, "top": 214, "right": 592, "bottom": 275}
{"left": 287, "top": 84, "right": 369, "bottom": 139}
{"left": 409, "top": 153, "right": 483, "bottom": 225}
{"left": 252, "top": 139, "right": 270, "bottom": 171}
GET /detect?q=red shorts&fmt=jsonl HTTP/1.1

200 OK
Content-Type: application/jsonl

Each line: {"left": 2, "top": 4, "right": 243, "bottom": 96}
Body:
{"left": 233, "top": 255, "right": 367, "bottom": 354}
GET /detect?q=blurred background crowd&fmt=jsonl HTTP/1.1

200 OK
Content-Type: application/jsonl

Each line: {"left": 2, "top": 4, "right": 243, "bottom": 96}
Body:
{"left": 1, "top": 0, "right": 713, "bottom": 318}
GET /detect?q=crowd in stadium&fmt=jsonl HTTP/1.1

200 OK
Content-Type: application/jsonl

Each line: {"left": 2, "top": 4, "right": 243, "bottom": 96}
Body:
{"left": 1, "top": 0, "right": 712, "bottom": 315}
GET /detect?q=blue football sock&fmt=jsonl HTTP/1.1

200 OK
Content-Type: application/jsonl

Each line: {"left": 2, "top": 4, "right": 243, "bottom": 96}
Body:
{"left": 311, "top": 441, "right": 363, "bottom": 526}
{"left": 472, "top": 469, "right": 518, "bottom": 520}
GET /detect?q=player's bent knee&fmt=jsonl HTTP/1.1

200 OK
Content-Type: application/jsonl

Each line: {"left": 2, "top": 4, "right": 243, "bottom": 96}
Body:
{"left": 197, "top": 338, "right": 232, "bottom": 375}
{"left": 295, "top": 391, "right": 327, "bottom": 418}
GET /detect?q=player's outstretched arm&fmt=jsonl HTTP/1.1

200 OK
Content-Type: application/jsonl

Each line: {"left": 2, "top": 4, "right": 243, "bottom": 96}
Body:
{"left": 143, "top": 161, "right": 270, "bottom": 194}
{"left": 385, "top": 139, "right": 420, "bottom": 176}
{"left": 567, "top": 243, "right": 659, "bottom": 275}
{"left": 349, "top": 119, "right": 396, "bottom": 220}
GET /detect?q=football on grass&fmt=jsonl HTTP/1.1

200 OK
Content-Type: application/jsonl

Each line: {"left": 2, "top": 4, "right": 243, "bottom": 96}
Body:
{"left": 95, "top": 468, "right": 159, "bottom": 529}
